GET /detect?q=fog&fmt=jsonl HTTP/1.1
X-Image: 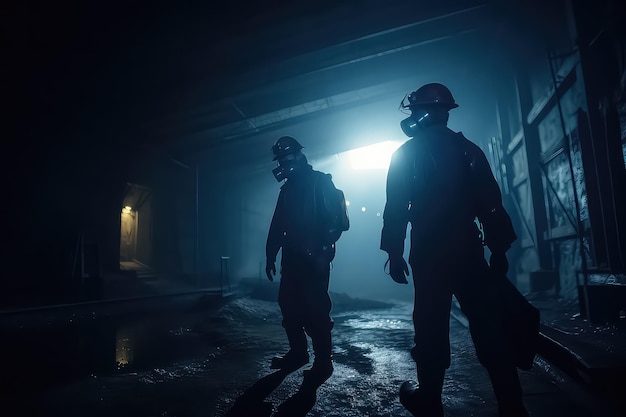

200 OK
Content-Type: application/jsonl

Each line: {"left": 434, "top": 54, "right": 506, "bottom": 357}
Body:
{"left": 205, "top": 85, "right": 500, "bottom": 302}
{"left": 322, "top": 153, "right": 413, "bottom": 303}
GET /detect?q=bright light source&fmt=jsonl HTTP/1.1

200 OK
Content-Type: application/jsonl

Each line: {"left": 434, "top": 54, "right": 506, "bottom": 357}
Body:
{"left": 361, "top": 206, "right": 366, "bottom": 212}
{"left": 122, "top": 206, "right": 132, "bottom": 214}
{"left": 345, "top": 200, "right": 350, "bottom": 206}
{"left": 346, "top": 140, "right": 403, "bottom": 170}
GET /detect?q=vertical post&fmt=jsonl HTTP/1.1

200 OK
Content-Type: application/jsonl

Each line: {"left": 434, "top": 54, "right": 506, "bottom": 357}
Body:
{"left": 571, "top": 0, "right": 626, "bottom": 272}
{"left": 547, "top": 48, "right": 589, "bottom": 316}
{"left": 195, "top": 165, "right": 199, "bottom": 288}
{"left": 515, "top": 68, "right": 554, "bottom": 272}
{"left": 220, "top": 256, "right": 230, "bottom": 295}
{"left": 79, "top": 233, "right": 85, "bottom": 295}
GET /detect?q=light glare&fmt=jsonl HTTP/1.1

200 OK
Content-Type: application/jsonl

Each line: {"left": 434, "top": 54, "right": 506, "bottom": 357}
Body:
{"left": 347, "top": 140, "right": 403, "bottom": 170}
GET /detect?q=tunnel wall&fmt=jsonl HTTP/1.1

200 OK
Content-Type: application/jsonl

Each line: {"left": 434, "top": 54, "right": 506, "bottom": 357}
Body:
{"left": 492, "top": 0, "right": 626, "bottom": 321}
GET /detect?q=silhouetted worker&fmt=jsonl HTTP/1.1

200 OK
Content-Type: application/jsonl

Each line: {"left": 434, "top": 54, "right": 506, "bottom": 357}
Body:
{"left": 380, "top": 83, "right": 528, "bottom": 417}
{"left": 265, "top": 135, "right": 348, "bottom": 386}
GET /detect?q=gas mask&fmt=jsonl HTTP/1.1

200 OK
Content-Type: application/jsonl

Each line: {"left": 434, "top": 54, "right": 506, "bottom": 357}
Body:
{"left": 400, "top": 93, "right": 432, "bottom": 138}
{"left": 272, "top": 165, "right": 287, "bottom": 182}
{"left": 400, "top": 112, "right": 431, "bottom": 137}
{"left": 272, "top": 153, "right": 301, "bottom": 182}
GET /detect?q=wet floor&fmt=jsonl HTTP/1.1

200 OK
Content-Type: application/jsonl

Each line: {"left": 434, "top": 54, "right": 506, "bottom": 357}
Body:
{"left": 3, "top": 291, "right": 620, "bottom": 417}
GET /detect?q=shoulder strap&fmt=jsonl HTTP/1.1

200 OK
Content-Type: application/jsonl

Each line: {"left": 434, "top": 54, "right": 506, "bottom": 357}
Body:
{"left": 312, "top": 171, "right": 329, "bottom": 214}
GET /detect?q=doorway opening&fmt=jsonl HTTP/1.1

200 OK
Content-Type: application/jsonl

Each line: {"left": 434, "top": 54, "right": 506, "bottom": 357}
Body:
{"left": 120, "top": 183, "right": 154, "bottom": 278}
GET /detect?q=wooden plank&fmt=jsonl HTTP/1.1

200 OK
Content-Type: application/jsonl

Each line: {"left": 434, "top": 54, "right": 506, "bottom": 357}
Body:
{"left": 507, "top": 128, "right": 524, "bottom": 154}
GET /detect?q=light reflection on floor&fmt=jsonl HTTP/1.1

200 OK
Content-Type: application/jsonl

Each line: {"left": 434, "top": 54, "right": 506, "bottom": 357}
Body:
{"left": 5, "top": 294, "right": 614, "bottom": 417}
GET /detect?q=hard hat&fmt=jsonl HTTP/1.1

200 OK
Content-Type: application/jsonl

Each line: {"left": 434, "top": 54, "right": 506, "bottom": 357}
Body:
{"left": 405, "top": 83, "right": 458, "bottom": 110}
{"left": 272, "top": 136, "right": 304, "bottom": 161}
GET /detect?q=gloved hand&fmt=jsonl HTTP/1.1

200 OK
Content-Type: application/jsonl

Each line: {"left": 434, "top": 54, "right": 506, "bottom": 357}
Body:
{"left": 388, "top": 256, "right": 409, "bottom": 284}
{"left": 489, "top": 252, "right": 509, "bottom": 277}
{"left": 266, "top": 259, "right": 276, "bottom": 282}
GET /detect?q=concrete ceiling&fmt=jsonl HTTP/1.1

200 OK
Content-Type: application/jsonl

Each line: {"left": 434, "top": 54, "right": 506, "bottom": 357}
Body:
{"left": 7, "top": 0, "right": 558, "bottom": 172}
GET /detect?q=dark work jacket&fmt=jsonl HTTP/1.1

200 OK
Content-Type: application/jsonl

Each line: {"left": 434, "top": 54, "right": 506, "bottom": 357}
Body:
{"left": 266, "top": 164, "right": 339, "bottom": 262}
{"left": 380, "top": 125, "right": 516, "bottom": 262}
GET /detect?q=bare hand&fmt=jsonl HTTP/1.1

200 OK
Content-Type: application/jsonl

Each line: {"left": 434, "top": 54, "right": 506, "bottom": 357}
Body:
{"left": 389, "top": 257, "right": 409, "bottom": 284}
{"left": 265, "top": 261, "right": 276, "bottom": 282}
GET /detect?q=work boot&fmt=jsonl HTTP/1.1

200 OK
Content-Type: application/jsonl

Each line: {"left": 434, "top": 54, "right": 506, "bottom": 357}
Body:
{"left": 302, "top": 358, "right": 333, "bottom": 386}
{"left": 399, "top": 380, "right": 444, "bottom": 417}
{"left": 270, "top": 350, "right": 309, "bottom": 372}
{"left": 303, "top": 328, "right": 334, "bottom": 385}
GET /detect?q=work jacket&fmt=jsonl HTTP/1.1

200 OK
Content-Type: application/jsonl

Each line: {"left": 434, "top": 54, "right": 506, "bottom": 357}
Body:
{"left": 266, "top": 164, "right": 339, "bottom": 262}
{"left": 380, "top": 125, "right": 516, "bottom": 261}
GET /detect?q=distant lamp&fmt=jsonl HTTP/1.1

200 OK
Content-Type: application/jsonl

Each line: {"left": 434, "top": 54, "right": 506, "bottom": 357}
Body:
{"left": 122, "top": 206, "right": 132, "bottom": 214}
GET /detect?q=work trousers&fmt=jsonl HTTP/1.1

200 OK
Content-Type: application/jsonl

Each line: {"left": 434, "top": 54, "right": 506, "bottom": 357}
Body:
{"left": 409, "top": 246, "right": 522, "bottom": 403}
{"left": 278, "top": 250, "right": 334, "bottom": 360}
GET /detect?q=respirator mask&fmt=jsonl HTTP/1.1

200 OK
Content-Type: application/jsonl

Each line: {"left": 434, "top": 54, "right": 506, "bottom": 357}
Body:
{"left": 272, "top": 153, "right": 300, "bottom": 182}
{"left": 399, "top": 92, "right": 431, "bottom": 138}
{"left": 400, "top": 112, "right": 431, "bottom": 137}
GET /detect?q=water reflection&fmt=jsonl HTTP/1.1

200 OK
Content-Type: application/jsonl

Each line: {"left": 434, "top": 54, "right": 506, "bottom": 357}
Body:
{"left": 3, "top": 293, "right": 230, "bottom": 402}
{"left": 342, "top": 316, "right": 411, "bottom": 330}
{"left": 116, "top": 326, "right": 134, "bottom": 369}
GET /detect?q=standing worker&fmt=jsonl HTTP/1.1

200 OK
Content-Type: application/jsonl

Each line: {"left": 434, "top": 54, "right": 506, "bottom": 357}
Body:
{"left": 380, "top": 83, "right": 528, "bottom": 417}
{"left": 265, "top": 135, "right": 349, "bottom": 386}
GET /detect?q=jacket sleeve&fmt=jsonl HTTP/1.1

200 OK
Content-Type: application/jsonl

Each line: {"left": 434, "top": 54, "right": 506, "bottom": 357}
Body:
{"left": 266, "top": 191, "right": 285, "bottom": 262}
{"left": 380, "top": 145, "right": 412, "bottom": 258}
{"left": 471, "top": 146, "right": 517, "bottom": 254}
